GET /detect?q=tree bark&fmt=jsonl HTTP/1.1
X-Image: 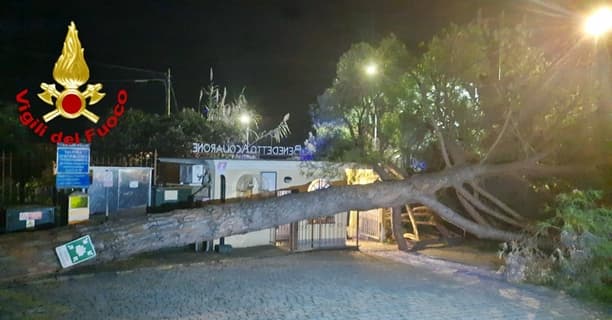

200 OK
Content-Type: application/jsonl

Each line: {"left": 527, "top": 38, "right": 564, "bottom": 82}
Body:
{"left": 391, "top": 206, "right": 411, "bottom": 251}
{"left": 0, "top": 162, "right": 527, "bottom": 282}
{"left": 456, "top": 191, "right": 491, "bottom": 227}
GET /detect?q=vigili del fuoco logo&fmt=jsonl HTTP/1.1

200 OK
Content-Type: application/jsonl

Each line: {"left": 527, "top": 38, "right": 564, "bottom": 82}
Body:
{"left": 15, "top": 21, "right": 127, "bottom": 144}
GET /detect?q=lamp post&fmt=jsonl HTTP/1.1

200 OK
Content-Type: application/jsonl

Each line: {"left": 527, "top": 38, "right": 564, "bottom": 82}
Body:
{"left": 240, "top": 113, "right": 251, "bottom": 146}
{"left": 364, "top": 62, "right": 379, "bottom": 150}
{"left": 583, "top": 7, "right": 612, "bottom": 152}
{"left": 133, "top": 68, "right": 172, "bottom": 116}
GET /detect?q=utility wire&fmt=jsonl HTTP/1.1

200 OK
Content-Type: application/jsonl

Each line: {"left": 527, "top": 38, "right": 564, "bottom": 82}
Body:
{"left": 89, "top": 61, "right": 166, "bottom": 76}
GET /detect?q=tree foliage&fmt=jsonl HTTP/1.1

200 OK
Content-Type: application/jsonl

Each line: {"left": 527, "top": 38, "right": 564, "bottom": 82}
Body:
{"left": 311, "top": 34, "right": 414, "bottom": 163}
{"left": 0, "top": 102, "right": 55, "bottom": 204}
{"left": 93, "top": 73, "right": 291, "bottom": 157}
{"left": 92, "top": 108, "right": 238, "bottom": 157}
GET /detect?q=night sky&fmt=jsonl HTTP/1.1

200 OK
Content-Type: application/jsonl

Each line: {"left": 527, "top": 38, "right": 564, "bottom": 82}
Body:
{"left": 0, "top": 0, "right": 584, "bottom": 144}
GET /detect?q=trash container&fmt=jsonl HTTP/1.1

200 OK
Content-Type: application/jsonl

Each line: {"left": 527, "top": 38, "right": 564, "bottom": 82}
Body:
{"left": 4, "top": 206, "right": 56, "bottom": 232}
{"left": 152, "top": 186, "right": 193, "bottom": 206}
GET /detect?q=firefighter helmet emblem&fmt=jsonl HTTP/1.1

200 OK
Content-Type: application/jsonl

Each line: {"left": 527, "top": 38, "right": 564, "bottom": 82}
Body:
{"left": 38, "top": 21, "right": 104, "bottom": 123}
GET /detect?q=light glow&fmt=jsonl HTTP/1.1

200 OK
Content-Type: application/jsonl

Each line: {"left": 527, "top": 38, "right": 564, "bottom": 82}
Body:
{"left": 584, "top": 7, "right": 612, "bottom": 37}
{"left": 239, "top": 114, "right": 250, "bottom": 124}
{"left": 364, "top": 63, "right": 378, "bottom": 76}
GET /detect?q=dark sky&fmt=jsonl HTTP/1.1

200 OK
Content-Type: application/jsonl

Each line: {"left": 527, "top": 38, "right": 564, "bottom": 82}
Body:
{"left": 1, "top": 0, "right": 563, "bottom": 144}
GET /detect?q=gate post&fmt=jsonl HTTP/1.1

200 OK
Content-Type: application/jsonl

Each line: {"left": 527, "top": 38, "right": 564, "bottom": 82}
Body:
{"left": 290, "top": 222, "right": 298, "bottom": 251}
{"left": 379, "top": 208, "right": 385, "bottom": 243}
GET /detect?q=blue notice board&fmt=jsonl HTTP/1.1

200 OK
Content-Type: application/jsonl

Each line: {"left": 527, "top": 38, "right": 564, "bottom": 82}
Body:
{"left": 56, "top": 144, "right": 90, "bottom": 188}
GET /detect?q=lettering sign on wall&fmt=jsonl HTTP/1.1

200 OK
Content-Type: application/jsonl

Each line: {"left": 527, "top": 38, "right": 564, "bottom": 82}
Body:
{"left": 192, "top": 143, "right": 302, "bottom": 158}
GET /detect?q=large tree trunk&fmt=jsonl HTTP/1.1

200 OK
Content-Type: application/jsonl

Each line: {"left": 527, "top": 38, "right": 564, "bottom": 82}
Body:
{"left": 0, "top": 162, "right": 530, "bottom": 282}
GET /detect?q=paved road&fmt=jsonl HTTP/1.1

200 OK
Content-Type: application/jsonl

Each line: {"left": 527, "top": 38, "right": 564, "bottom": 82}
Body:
{"left": 1, "top": 250, "right": 608, "bottom": 320}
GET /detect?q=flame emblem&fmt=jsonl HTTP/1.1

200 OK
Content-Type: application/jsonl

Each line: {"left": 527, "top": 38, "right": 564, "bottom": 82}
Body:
{"left": 38, "top": 22, "right": 104, "bottom": 123}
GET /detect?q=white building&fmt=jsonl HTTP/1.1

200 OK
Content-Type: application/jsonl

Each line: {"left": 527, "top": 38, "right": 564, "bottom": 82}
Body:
{"left": 157, "top": 158, "right": 357, "bottom": 249}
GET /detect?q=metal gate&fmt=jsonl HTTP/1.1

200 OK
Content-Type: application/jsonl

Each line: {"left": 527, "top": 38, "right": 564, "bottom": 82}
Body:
{"left": 273, "top": 211, "right": 348, "bottom": 251}
{"left": 347, "top": 209, "right": 384, "bottom": 242}
{"left": 273, "top": 223, "right": 291, "bottom": 246}
{"left": 293, "top": 212, "right": 347, "bottom": 251}
{"left": 358, "top": 208, "right": 383, "bottom": 241}
{"left": 272, "top": 179, "right": 348, "bottom": 251}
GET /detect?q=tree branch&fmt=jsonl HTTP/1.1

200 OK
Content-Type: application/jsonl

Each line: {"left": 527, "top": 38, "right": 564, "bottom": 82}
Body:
{"left": 456, "top": 191, "right": 491, "bottom": 226}
{"left": 481, "top": 109, "right": 512, "bottom": 164}
{"left": 510, "top": 118, "right": 536, "bottom": 157}
{"left": 414, "top": 194, "right": 521, "bottom": 241}
{"left": 468, "top": 182, "right": 524, "bottom": 220}
{"left": 455, "top": 186, "right": 523, "bottom": 227}
{"left": 432, "top": 122, "right": 453, "bottom": 168}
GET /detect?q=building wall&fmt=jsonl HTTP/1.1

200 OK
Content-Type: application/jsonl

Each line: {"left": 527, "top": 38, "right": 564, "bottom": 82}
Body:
{"left": 205, "top": 160, "right": 345, "bottom": 248}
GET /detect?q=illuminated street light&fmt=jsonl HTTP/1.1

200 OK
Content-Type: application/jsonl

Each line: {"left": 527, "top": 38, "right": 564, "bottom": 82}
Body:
{"left": 584, "top": 7, "right": 612, "bottom": 37}
{"left": 239, "top": 113, "right": 250, "bottom": 125}
{"left": 133, "top": 68, "right": 173, "bottom": 116}
{"left": 364, "top": 63, "right": 378, "bottom": 76}
{"left": 240, "top": 114, "right": 250, "bottom": 145}
{"left": 364, "top": 62, "right": 379, "bottom": 150}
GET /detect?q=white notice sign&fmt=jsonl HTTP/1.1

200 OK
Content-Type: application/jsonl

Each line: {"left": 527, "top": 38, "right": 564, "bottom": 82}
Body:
{"left": 164, "top": 190, "right": 178, "bottom": 201}
{"left": 103, "top": 170, "right": 113, "bottom": 187}
{"left": 19, "top": 211, "right": 42, "bottom": 221}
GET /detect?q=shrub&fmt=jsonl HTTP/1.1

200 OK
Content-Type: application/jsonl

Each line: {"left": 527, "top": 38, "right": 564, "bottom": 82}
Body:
{"left": 499, "top": 190, "right": 611, "bottom": 302}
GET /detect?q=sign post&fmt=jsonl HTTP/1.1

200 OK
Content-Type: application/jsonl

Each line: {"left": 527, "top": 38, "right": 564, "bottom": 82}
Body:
{"left": 103, "top": 169, "right": 113, "bottom": 218}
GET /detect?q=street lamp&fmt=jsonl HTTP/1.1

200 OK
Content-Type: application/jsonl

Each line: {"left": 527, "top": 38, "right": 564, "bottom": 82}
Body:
{"left": 584, "top": 7, "right": 612, "bottom": 38}
{"left": 583, "top": 7, "right": 611, "bottom": 151}
{"left": 240, "top": 113, "right": 250, "bottom": 145}
{"left": 133, "top": 68, "right": 172, "bottom": 116}
{"left": 364, "top": 62, "right": 379, "bottom": 150}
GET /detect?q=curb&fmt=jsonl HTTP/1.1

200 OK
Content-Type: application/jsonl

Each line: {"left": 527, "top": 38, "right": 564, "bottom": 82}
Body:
{"left": 360, "top": 249, "right": 504, "bottom": 281}
{"left": 21, "top": 248, "right": 501, "bottom": 286}
{"left": 22, "top": 248, "right": 294, "bottom": 285}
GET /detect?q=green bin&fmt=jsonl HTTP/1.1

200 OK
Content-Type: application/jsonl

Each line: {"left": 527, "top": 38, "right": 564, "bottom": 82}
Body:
{"left": 153, "top": 186, "right": 193, "bottom": 207}
{"left": 4, "top": 206, "right": 56, "bottom": 232}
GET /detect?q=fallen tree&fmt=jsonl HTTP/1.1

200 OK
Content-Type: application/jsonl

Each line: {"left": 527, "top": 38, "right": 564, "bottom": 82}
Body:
{"left": 0, "top": 158, "right": 553, "bottom": 282}
{"left": 2, "top": 15, "right": 606, "bottom": 284}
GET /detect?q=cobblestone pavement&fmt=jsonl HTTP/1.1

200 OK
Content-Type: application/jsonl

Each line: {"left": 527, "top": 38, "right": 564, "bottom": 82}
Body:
{"left": 1, "top": 249, "right": 609, "bottom": 320}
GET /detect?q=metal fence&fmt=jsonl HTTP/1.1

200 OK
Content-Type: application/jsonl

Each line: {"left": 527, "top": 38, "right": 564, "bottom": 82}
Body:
{"left": 271, "top": 189, "right": 348, "bottom": 251}
{"left": 357, "top": 208, "right": 383, "bottom": 241}
{"left": 1, "top": 146, "right": 55, "bottom": 206}
{"left": 0, "top": 151, "right": 13, "bottom": 205}
{"left": 293, "top": 212, "right": 347, "bottom": 251}
{"left": 91, "top": 150, "right": 157, "bottom": 168}
{"left": 272, "top": 213, "right": 348, "bottom": 252}
{"left": 0, "top": 148, "right": 156, "bottom": 207}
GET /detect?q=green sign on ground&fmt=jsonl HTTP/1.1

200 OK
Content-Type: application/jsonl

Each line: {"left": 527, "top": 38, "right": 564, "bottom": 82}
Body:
{"left": 55, "top": 234, "right": 97, "bottom": 268}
